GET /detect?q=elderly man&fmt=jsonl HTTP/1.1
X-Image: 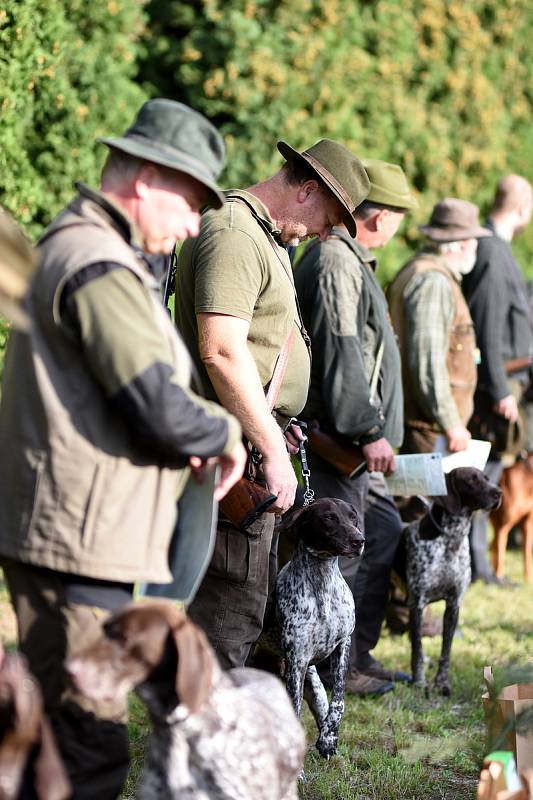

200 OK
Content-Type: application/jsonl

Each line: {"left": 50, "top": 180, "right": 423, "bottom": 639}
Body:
{"left": 388, "top": 198, "right": 488, "bottom": 455}
{"left": 462, "top": 175, "right": 533, "bottom": 584}
{"left": 0, "top": 99, "right": 245, "bottom": 799}
{"left": 175, "top": 138, "right": 370, "bottom": 669}
{"left": 296, "top": 159, "right": 418, "bottom": 695}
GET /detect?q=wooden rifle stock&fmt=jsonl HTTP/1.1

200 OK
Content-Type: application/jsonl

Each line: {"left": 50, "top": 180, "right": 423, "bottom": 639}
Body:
{"left": 505, "top": 355, "right": 533, "bottom": 376}
{"left": 307, "top": 427, "right": 367, "bottom": 480}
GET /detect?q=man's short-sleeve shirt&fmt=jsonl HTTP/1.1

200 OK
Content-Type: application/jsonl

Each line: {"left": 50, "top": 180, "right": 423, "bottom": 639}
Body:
{"left": 176, "top": 189, "right": 310, "bottom": 417}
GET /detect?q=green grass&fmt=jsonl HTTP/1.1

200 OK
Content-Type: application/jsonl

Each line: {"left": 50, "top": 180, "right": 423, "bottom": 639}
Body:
{"left": 2, "top": 549, "right": 531, "bottom": 799}
{"left": 117, "top": 550, "right": 533, "bottom": 799}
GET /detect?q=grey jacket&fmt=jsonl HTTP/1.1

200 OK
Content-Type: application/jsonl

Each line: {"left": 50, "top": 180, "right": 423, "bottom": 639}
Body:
{"left": 295, "top": 228, "right": 403, "bottom": 447}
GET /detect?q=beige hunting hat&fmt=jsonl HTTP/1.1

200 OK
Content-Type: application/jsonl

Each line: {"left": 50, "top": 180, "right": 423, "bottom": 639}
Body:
{"left": 0, "top": 210, "right": 36, "bottom": 329}
{"left": 419, "top": 198, "right": 491, "bottom": 241}
{"left": 363, "top": 159, "right": 418, "bottom": 210}
{"left": 277, "top": 139, "right": 370, "bottom": 237}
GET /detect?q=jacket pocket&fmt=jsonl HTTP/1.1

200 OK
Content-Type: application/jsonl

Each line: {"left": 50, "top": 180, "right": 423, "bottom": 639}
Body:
{"left": 80, "top": 463, "right": 106, "bottom": 552}
{"left": 209, "top": 522, "right": 263, "bottom": 587}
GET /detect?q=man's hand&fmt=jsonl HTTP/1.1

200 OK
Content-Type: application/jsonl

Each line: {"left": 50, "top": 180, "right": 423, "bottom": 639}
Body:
{"left": 189, "top": 440, "right": 247, "bottom": 502}
{"left": 262, "top": 443, "right": 298, "bottom": 514}
{"left": 283, "top": 422, "right": 306, "bottom": 455}
{"left": 445, "top": 424, "right": 471, "bottom": 452}
{"left": 361, "top": 437, "right": 396, "bottom": 475}
{"left": 493, "top": 394, "right": 519, "bottom": 423}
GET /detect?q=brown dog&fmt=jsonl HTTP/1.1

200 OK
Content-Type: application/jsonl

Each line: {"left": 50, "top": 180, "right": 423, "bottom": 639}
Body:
{"left": 0, "top": 644, "right": 70, "bottom": 800}
{"left": 67, "top": 601, "right": 305, "bottom": 800}
{"left": 490, "top": 454, "right": 533, "bottom": 581}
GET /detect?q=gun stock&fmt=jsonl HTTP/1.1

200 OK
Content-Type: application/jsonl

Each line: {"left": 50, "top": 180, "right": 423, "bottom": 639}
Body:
{"left": 505, "top": 356, "right": 533, "bottom": 376}
{"left": 307, "top": 428, "right": 367, "bottom": 479}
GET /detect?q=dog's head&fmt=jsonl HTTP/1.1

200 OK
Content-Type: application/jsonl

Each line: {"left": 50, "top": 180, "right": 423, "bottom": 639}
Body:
{"left": 66, "top": 602, "right": 215, "bottom": 717}
{"left": 435, "top": 467, "right": 502, "bottom": 514}
{"left": 278, "top": 498, "right": 365, "bottom": 558}
{"left": 0, "top": 651, "right": 70, "bottom": 800}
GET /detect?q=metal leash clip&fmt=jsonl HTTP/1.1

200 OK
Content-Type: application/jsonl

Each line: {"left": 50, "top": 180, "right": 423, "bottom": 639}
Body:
{"left": 286, "top": 419, "right": 315, "bottom": 507}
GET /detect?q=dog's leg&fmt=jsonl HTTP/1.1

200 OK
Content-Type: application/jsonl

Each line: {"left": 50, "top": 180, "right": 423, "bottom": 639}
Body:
{"left": 491, "top": 522, "right": 512, "bottom": 579}
{"left": 409, "top": 601, "right": 426, "bottom": 689}
{"left": 303, "top": 665, "right": 329, "bottom": 731}
{"left": 434, "top": 596, "right": 459, "bottom": 697}
{"left": 284, "top": 657, "right": 307, "bottom": 718}
{"left": 314, "top": 636, "right": 350, "bottom": 759}
{"left": 524, "top": 514, "right": 533, "bottom": 582}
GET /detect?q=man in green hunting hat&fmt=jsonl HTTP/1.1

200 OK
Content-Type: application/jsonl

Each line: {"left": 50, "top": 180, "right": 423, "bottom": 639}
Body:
{"left": 0, "top": 98, "right": 246, "bottom": 799}
{"left": 175, "top": 137, "right": 369, "bottom": 669}
{"left": 296, "top": 158, "right": 418, "bottom": 697}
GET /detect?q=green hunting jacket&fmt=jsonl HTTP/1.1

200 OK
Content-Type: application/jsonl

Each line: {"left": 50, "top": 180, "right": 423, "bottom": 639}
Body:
{"left": 295, "top": 228, "right": 403, "bottom": 447}
{"left": 0, "top": 185, "right": 240, "bottom": 583}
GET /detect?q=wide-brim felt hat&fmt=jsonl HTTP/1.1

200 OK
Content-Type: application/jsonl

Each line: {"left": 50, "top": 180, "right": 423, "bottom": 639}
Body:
{"left": 98, "top": 99, "right": 226, "bottom": 208}
{"left": 277, "top": 138, "right": 370, "bottom": 237}
{"left": 362, "top": 158, "right": 418, "bottom": 210}
{"left": 419, "top": 198, "right": 491, "bottom": 241}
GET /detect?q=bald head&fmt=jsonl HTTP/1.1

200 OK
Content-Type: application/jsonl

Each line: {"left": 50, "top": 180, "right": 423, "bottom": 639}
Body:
{"left": 490, "top": 174, "right": 533, "bottom": 238}
{"left": 492, "top": 175, "right": 532, "bottom": 213}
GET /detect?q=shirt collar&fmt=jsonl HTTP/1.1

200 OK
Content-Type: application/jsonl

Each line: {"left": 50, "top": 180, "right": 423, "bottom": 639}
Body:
{"left": 331, "top": 226, "right": 377, "bottom": 271}
{"left": 75, "top": 182, "right": 144, "bottom": 249}
{"left": 223, "top": 189, "right": 282, "bottom": 238}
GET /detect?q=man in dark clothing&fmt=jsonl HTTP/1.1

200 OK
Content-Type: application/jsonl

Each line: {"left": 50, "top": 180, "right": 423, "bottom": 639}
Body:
{"left": 296, "top": 159, "right": 417, "bottom": 696}
{"left": 462, "top": 175, "right": 533, "bottom": 584}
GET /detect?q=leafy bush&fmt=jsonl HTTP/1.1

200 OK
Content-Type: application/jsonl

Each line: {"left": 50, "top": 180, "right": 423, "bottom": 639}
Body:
{"left": 142, "top": 0, "right": 533, "bottom": 280}
{"left": 0, "top": 0, "right": 148, "bottom": 240}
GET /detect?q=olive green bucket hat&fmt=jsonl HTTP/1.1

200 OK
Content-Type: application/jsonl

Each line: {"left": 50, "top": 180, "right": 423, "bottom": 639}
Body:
{"left": 98, "top": 99, "right": 226, "bottom": 208}
{"left": 277, "top": 138, "right": 370, "bottom": 237}
{"left": 363, "top": 159, "right": 418, "bottom": 210}
{"left": 0, "top": 210, "right": 36, "bottom": 329}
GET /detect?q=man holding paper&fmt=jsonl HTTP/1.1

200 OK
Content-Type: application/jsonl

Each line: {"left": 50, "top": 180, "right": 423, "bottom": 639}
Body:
{"left": 297, "top": 160, "right": 418, "bottom": 695}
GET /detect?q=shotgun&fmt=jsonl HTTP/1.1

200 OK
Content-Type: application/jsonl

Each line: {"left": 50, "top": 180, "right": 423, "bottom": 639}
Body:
{"left": 505, "top": 355, "right": 533, "bottom": 376}
{"left": 307, "top": 426, "right": 368, "bottom": 480}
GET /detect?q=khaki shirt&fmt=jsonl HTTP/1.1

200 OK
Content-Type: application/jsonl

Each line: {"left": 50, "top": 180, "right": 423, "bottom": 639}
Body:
{"left": 176, "top": 189, "right": 311, "bottom": 417}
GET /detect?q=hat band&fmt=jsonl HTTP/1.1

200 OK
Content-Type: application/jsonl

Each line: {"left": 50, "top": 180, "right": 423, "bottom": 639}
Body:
{"left": 121, "top": 133, "right": 216, "bottom": 182}
{"left": 301, "top": 151, "right": 355, "bottom": 212}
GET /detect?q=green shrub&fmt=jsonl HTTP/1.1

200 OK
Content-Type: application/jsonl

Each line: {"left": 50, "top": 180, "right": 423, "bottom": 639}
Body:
{"left": 142, "top": 0, "right": 533, "bottom": 280}
{"left": 0, "top": 0, "right": 148, "bottom": 240}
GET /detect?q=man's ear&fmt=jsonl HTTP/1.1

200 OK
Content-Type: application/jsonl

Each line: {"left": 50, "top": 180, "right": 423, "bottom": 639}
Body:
{"left": 296, "top": 179, "right": 320, "bottom": 204}
{"left": 134, "top": 163, "right": 158, "bottom": 199}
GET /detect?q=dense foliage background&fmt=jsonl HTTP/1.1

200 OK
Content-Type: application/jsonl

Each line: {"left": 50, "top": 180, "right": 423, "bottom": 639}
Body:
{"left": 1, "top": 0, "right": 532, "bottom": 280}
{"left": 0, "top": 0, "right": 147, "bottom": 238}
{"left": 142, "top": 0, "right": 533, "bottom": 280}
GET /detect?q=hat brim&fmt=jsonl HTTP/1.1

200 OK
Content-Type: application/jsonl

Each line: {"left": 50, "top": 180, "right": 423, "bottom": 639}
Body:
{"left": 277, "top": 141, "right": 357, "bottom": 237}
{"left": 418, "top": 224, "right": 492, "bottom": 241}
{"left": 98, "top": 135, "right": 225, "bottom": 209}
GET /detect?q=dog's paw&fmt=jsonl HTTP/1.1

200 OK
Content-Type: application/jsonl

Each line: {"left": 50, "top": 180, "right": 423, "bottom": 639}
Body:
{"left": 316, "top": 734, "right": 337, "bottom": 759}
{"left": 434, "top": 676, "right": 451, "bottom": 697}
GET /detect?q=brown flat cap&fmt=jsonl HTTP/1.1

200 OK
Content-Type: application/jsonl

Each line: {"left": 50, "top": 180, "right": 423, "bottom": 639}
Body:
{"left": 419, "top": 198, "right": 491, "bottom": 241}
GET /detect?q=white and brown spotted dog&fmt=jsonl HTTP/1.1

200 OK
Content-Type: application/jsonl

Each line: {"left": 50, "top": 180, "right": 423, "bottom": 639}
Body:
{"left": 261, "top": 497, "right": 364, "bottom": 759}
{"left": 405, "top": 467, "right": 502, "bottom": 696}
{"left": 0, "top": 645, "right": 70, "bottom": 800}
{"left": 66, "top": 601, "right": 305, "bottom": 800}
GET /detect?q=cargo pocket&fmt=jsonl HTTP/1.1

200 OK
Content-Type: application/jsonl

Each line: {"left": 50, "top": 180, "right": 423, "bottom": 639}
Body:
{"left": 209, "top": 522, "right": 262, "bottom": 587}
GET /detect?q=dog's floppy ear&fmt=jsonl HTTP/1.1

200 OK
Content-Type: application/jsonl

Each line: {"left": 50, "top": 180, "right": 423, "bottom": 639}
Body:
{"left": 34, "top": 718, "right": 71, "bottom": 800}
{"left": 433, "top": 471, "right": 463, "bottom": 514}
{"left": 277, "top": 505, "right": 308, "bottom": 536}
{"left": 172, "top": 616, "right": 215, "bottom": 714}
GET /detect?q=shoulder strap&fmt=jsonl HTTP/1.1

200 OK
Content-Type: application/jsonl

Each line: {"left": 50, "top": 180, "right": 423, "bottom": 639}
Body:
{"left": 225, "top": 194, "right": 312, "bottom": 357}
{"left": 265, "top": 327, "right": 295, "bottom": 412}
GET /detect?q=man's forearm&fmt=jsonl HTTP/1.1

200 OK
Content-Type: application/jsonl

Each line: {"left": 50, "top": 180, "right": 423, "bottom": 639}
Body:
{"left": 203, "top": 346, "right": 286, "bottom": 459}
